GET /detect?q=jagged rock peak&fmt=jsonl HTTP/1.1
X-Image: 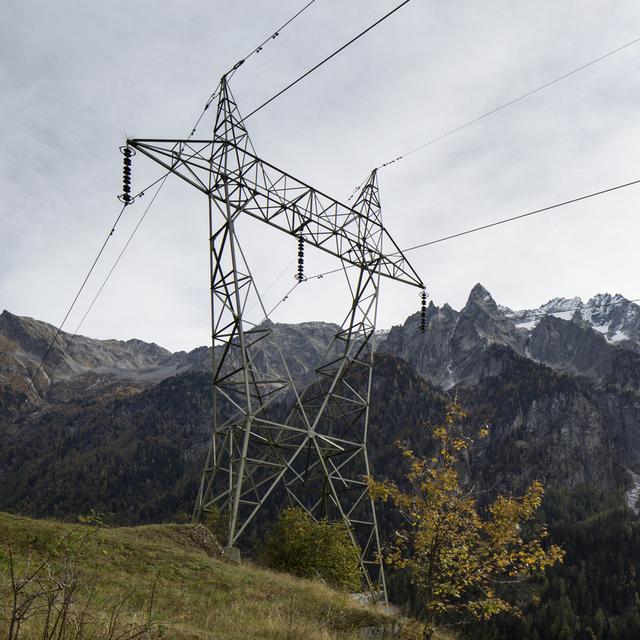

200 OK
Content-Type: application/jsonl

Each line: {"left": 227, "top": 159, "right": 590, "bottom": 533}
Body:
{"left": 585, "top": 293, "right": 628, "bottom": 307}
{"left": 539, "top": 296, "right": 583, "bottom": 314}
{"left": 466, "top": 283, "right": 495, "bottom": 305}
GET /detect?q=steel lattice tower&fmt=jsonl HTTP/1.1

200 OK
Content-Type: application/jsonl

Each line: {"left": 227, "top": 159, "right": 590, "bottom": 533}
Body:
{"left": 127, "top": 76, "right": 424, "bottom": 599}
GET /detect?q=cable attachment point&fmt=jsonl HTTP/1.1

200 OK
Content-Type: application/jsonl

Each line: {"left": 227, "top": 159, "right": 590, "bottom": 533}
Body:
{"left": 296, "top": 236, "right": 305, "bottom": 282}
{"left": 118, "top": 145, "right": 135, "bottom": 204}
{"left": 420, "top": 288, "right": 428, "bottom": 333}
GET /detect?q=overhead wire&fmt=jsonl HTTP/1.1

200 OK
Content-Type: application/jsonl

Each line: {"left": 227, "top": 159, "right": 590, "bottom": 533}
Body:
{"left": 23, "top": 4, "right": 640, "bottom": 390}
{"left": 37, "top": 0, "right": 340, "bottom": 370}
{"left": 255, "top": 175, "right": 640, "bottom": 317}
{"left": 43, "top": 176, "right": 170, "bottom": 386}
{"left": 264, "top": 269, "right": 640, "bottom": 340}
{"left": 21, "top": 84, "right": 224, "bottom": 400}
{"left": 23, "top": 201, "right": 128, "bottom": 398}
{"left": 243, "top": 0, "right": 413, "bottom": 121}
{"left": 228, "top": 27, "right": 640, "bottom": 320}
{"left": 225, "top": 0, "right": 320, "bottom": 80}
{"left": 377, "top": 34, "right": 640, "bottom": 169}
{"left": 21, "top": 0, "right": 375, "bottom": 398}
{"left": 190, "top": 1, "right": 322, "bottom": 135}
{"left": 20, "top": 0, "right": 334, "bottom": 400}
{"left": 400, "top": 176, "right": 640, "bottom": 252}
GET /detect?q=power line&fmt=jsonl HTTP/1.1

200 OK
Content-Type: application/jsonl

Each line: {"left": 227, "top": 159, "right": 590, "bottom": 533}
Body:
{"left": 226, "top": 0, "right": 320, "bottom": 79}
{"left": 256, "top": 175, "right": 640, "bottom": 307}
{"left": 21, "top": 3, "right": 331, "bottom": 400}
{"left": 25, "top": 9, "right": 637, "bottom": 391}
{"left": 377, "top": 34, "right": 640, "bottom": 169}
{"left": 23, "top": 201, "right": 129, "bottom": 398}
{"left": 21, "top": 79, "right": 230, "bottom": 401}
{"left": 243, "top": 0, "right": 413, "bottom": 121}
{"left": 190, "top": 2, "right": 323, "bottom": 135}
{"left": 187, "top": 1, "right": 321, "bottom": 136}
{"left": 44, "top": 176, "right": 170, "bottom": 385}
{"left": 401, "top": 177, "right": 640, "bottom": 252}
{"left": 20, "top": 1, "right": 332, "bottom": 399}
{"left": 55, "top": 1, "right": 411, "bottom": 348}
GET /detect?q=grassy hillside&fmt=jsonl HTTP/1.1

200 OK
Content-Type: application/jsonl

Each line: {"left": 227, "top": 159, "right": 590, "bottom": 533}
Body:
{"left": 0, "top": 512, "right": 442, "bottom": 640}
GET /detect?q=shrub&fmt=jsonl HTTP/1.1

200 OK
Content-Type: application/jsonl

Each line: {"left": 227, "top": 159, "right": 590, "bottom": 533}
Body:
{"left": 262, "top": 507, "right": 362, "bottom": 591}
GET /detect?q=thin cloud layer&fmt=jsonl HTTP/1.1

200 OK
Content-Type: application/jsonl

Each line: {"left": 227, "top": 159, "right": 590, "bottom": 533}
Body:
{"left": 1, "top": 0, "right": 639, "bottom": 351}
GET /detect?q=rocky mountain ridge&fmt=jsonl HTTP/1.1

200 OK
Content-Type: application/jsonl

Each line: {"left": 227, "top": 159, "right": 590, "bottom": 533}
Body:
{"left": 505, "top": 293, "right": 640, "bottom": 348}
{"left": 0, "top": 310, "right": 339, "bottom": 406}
{"left": 3, "top": 287, "right": 639, "bottom": 405}
{"left": 380, "top": 284, "right": 640, "bottom": 389}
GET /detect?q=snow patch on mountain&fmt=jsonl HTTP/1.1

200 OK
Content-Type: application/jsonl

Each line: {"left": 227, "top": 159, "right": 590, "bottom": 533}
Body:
{"left": 610, "top": 330, "right": 629, "bottom": 343}
{"left": 508, "top": 294, "right": 639, "bottom": 348}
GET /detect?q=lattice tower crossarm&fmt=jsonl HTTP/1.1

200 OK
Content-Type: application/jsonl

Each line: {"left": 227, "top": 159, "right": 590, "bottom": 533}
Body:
{"left": 126, "top": 76, "right": 424, "bottom": 602}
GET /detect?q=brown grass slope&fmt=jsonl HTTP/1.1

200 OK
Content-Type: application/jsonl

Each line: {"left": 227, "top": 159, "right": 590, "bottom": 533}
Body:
{"left": 0, "top": 512, "right": 447, "bottom": 639}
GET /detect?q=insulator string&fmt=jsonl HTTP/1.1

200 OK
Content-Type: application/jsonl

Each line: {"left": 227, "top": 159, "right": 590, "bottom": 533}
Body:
{"left": 420, "top": 288, "right": 428, "bottom": 333}
{"left": 119, "top": 145, "right": 135, "bottom": 204}
{"left": 296, "top": 236, "right": 305, "bottom": 282}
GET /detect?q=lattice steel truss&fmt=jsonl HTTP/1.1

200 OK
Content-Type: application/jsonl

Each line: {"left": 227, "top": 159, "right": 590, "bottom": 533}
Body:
{"left": 128, "top": 77, "right": 423, "bottom": 600}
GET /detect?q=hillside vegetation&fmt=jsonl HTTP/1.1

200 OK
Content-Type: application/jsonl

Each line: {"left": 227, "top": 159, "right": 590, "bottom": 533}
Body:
{"left": 0, "top": 512, "right": 439, "bottom": 640}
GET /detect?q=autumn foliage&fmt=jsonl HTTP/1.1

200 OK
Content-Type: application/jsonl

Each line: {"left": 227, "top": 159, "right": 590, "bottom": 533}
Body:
{"left": 367, "top": 403, "right": 564, "bottom": 639}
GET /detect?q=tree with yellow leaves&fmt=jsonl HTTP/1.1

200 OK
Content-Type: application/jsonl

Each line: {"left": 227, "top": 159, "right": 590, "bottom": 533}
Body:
{"left": 367, "top": 403, "right": 564, "bottom": 640}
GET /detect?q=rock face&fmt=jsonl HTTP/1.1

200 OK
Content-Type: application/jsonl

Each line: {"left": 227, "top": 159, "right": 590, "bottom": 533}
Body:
{"left": 0, "top": 310, "right": 198, "bottom": 404}
{"left": 376, "top": 285, "right": 640, "bottom": 495}
{"left": 381, "top": 302, "right": 458, "bottom": 388}
{"left": 0, "top": 310, "right": 339, "bottom": 406}
{"left": 380, "top": 284, "right": 527, "bottom": 388}
{"left": 380, "top": 286, "right": 640, "bottom": 391}
{"left": 509, "top": 293, "right": 640, "bottom": 350}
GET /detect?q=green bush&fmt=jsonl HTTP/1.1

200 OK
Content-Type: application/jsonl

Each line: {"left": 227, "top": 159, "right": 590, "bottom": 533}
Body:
{"left": 262, "top": 507, "right": 363, "bottom": 591}
{"left": 202, "top": 505, "right": 229, "bottom": 542}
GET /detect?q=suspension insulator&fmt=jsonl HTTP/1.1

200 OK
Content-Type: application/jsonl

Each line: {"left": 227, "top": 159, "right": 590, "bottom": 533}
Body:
{"left": 420, "top": 288, "right": 428, "bottom": 333}
{"left": 296, "top": 236, "right": 305, "bottom": 282}
{"left": 118, "top": 145, "right": 135, "bottom": 204}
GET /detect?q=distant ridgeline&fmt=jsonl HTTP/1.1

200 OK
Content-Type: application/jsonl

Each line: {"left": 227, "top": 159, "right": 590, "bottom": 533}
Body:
{"left": 2, "top": 285, "right": 640, "bottom": 638}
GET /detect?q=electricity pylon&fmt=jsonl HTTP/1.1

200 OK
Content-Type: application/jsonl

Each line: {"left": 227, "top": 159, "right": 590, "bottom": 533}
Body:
{"left": 126, "top": 76, "right": 424, "bottom": 599}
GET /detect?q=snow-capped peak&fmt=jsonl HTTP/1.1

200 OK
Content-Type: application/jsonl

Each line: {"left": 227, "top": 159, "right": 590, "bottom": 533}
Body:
{"left": 538, "top": 297, "right": 583, "bottom": 315}
{"left": 584, "top": 293, "right": 627, "bottom": 309}
{"left": 509, "top": 293, "right": 640, "bottom": 347}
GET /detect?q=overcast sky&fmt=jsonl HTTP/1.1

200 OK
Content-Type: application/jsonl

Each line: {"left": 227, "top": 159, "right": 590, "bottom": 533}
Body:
{"left": 2, "top": 0, "right": 639, "bottom": 351}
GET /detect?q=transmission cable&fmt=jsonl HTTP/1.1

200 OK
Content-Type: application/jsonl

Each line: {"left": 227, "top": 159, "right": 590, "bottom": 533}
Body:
{"left": 225, "top": 0, "right": 320, "bottom": 79}
{"left": 36, "top": 132, "right": 221, "bottom": 388}
{"left": 401, "top": 177, "right": 640, "bottom": 252}
{"left": 377, "top": 34, "right": 640, "bottom": 169}
{"left": 243, "top": 0, "right": 412, "bottom": 121}
{"left": 187, "top": 1, "right": 322, "bottom": 136}
{"left": 23, "top": 201, "right": 129, "bottom": 397}
{"left": 257, "top": 174, "right": 640, "bottom": 312}
{"left": 265, "top": 270, "right": 640, "bottom": 338}
{"left": 19, "top": 2, "right": 327, "bottom": 398}
{"left": 44, "top": 176, "right": 170, "bottom": 385}
{"left": 21, "top": 97, "right": 217, "bottom": 400}
{"left": 19, "top": 0, "right": 325, "bottom": 397}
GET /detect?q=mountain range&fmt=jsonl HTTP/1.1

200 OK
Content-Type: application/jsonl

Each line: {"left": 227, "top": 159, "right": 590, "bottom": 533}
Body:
{"left": 2, "top": 284, "right": 640, "bottom": 517}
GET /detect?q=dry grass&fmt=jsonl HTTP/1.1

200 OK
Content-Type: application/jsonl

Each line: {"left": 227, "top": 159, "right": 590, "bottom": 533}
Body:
{"left": 0, "top": 512, "right": 409, "bottom": 639}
